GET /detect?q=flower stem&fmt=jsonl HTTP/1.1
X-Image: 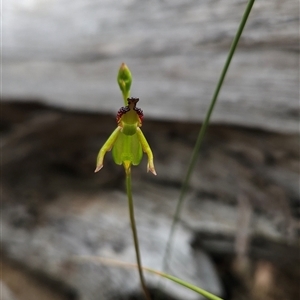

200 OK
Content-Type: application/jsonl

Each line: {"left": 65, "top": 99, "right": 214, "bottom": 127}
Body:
{"left": 125, "top": 167, "right": 151, "bottom": 300}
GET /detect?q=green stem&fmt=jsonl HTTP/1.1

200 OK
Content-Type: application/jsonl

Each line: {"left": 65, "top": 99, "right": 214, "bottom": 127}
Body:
{"left": 122, "top": 90, "right": 130, "bottom": 106}
{"left": 125, "top": 167, "right": 151, "bottom": 300}
{"left": 161, "top": 0, "right": 256, "bottom": 274}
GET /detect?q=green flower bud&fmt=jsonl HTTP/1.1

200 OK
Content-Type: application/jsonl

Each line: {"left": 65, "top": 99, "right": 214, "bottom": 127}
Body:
{"left": 117, "top": 63, "right": 132, "bottom": 104}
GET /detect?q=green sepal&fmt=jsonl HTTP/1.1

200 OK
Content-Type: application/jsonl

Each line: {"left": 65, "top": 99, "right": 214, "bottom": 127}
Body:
{"left": 112, "top": 132, "right": 143, "bottom": 166}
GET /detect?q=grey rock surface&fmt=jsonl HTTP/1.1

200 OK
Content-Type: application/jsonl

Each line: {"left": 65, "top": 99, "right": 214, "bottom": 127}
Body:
{"left": 3, "top": 190, "right": 222, "bottom": 300}
{"left": 3, "top": 0, "right": 299, "bottom": 133}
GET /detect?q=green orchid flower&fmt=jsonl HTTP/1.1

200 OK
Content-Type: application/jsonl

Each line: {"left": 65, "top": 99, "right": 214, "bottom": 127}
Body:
{"left": 95, "top": 63, "right": 156, "bottom": 175}
{"left": 94, "top": 98, "right": 156, "bottom": 175}
{"left": 95, "top": 63, "right": 156, "bottom": 176}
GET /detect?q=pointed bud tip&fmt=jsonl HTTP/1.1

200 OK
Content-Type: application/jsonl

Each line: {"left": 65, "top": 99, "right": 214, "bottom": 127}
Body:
{"left": 120, "top": 62, "right": 126, "bottom": 70}
{"left": 118, "top": 62, "right": 131, "bottom": 75}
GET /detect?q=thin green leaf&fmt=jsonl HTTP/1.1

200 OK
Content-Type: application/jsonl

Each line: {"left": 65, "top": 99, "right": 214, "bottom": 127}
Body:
{"left": 145, "top": 268, "right": 224, "bottom": 300}
{"left": 74, "top": 256, "right": 224, "bottom": 300}
{"left": 161, "top": 0, "right": 256, "bottom": 275}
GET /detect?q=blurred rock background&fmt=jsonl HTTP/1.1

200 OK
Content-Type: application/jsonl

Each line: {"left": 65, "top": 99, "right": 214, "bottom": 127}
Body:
{"left": 1, "top": 0, "right": 299, "bottom": 300}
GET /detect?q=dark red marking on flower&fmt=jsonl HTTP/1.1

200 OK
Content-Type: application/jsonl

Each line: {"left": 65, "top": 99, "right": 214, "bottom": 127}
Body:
{"left": 116, "top": 106, "right": 130, "bottom": 124}
{"left": 116, "top": 97, "right": 143, "bottom": 124}
{"left": 135, "top": 107, "right": 144, "bottom": 122}
{"left": 127, "top": 97, "right": 139, "bottom": 108}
